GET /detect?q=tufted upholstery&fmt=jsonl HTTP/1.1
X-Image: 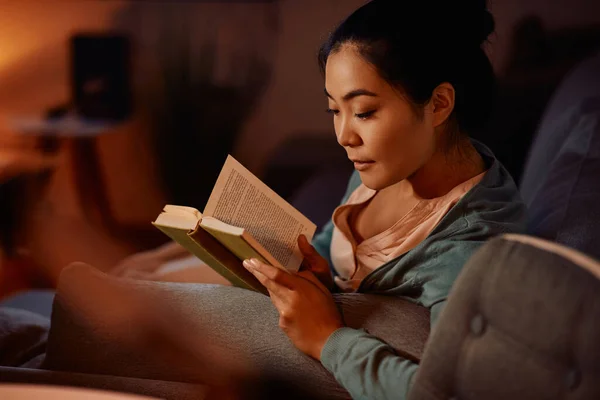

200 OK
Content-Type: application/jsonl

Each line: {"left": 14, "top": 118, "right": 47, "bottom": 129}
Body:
{"left": 409, "top": 235, "right": 600, "bottom": 400}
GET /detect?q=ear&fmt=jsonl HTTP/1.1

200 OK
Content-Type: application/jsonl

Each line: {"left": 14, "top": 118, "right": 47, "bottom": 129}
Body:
{"left": 430, "top": 83, "right": 455, "bottom": 128}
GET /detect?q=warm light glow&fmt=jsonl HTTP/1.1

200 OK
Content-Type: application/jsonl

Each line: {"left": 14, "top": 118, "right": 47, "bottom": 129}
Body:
{"left": 0, "top": 1, "right": 126, "bottom": 113}
{"left": 0, "top": 1, "right": 126, "bottom": 70}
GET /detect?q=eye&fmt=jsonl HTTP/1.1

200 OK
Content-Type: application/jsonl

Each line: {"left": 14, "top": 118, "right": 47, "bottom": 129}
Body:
{"left": 326, "top": 108, "right": 339, "bottom": 116}
{"left": 355, "top": 110, "right": 376, "bottom": 120}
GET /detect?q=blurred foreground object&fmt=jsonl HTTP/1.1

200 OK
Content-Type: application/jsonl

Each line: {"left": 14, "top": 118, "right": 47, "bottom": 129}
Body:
{"left": 0, "top": 384, "right": 156, "bottom": 400}
{"left": 0, "top": 138, "right": 58, "bottom": 296}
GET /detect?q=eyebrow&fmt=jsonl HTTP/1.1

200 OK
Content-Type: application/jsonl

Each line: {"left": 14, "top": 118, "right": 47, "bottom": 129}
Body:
{"left": 324, "top": 88, "right": 378, "bottom": 101}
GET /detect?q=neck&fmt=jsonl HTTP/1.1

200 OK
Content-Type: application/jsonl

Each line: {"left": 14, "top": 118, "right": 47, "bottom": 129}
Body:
{"left": 384, "top": 138, "right": 486, "bottom": 200}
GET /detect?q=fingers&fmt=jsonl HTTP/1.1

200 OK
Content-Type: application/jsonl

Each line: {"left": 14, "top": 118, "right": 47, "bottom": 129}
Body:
{"left": 243, "top": 259, "right": 295, "bottom": 294}
{"left": 242, "top": 259, "right": 297, "bottom": 324}
{"left": 298, "top": 234, "right": 315, "bottom": 257}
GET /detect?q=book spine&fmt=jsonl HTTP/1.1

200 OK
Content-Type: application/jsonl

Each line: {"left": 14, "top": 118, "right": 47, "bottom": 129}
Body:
{"left": 186, "top": 228, "right": 269, "bottom": 295}
{"left": 153, "top": 223, "right": 268, "bottom": 295}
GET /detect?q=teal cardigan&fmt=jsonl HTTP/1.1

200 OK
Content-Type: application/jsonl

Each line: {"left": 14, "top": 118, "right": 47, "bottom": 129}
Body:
{"left": 312, "top": 141, "right": 527, "bottom": 399}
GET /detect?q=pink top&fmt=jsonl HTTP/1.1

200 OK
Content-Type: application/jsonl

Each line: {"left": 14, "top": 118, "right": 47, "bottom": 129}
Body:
{"left": 330, "top": 171, "right": 487, "bottom": 292}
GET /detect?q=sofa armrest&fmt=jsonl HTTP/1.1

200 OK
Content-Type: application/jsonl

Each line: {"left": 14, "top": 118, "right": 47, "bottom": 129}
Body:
{"left": 409, "top": 235, "right": 600, "bottom": 400}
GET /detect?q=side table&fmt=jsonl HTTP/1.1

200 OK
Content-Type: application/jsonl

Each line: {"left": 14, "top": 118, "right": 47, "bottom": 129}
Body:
{"left": 9, "top": 115, "right": 117, "bottom": 230}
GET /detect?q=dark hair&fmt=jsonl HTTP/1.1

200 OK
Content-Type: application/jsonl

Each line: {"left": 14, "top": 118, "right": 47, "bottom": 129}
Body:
{"left": 318, "top": 0, "right": 496, "bottom": 140}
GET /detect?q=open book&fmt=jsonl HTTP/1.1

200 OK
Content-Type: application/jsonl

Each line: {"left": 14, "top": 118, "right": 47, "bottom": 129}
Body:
{"left": 152, "top": 155, "right": 317, "bottom": 294}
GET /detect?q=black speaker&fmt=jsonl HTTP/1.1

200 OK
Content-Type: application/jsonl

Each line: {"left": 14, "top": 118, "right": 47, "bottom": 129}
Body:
{"left": 70, "top": 34, "right": 132, "bottom": 120}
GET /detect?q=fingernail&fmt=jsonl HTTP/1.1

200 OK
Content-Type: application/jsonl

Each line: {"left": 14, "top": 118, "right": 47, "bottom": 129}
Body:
{"left": 243, "top": 259, "right": 253, "bottom": 269}
{"left": 249, "top": 258, "right": 261, "bottom": 268}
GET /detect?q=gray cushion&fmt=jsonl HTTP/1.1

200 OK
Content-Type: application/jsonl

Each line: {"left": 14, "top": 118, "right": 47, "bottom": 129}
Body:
{"left": 45, "top": 263, "right": 429, "bottom": 399}
{"left": 409, "top": 236, "right": 600, "bottom": 400}
{"left": 519, "top": 51, "right": 600, "bottom": 259}
{"left": 0, "top": 290, "right": 55, "bottom": 319}
{"left": 520, "top": 51, "right": 600, "bottom": 199}
{"left": 521, "top": 96, "right": 600, "bottom": 259}
{"left": 0, "top": 307, "right": 48, "bottom": 368}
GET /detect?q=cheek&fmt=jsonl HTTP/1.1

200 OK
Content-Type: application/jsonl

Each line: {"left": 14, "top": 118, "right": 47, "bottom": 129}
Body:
{"left": 365, "top": 116, "right": 435, "bottom": 180}
{"left": 368, "top": 114, "right": 426, "bottom": 159}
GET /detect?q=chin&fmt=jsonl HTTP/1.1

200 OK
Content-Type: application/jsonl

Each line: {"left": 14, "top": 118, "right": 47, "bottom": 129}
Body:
{"left": 358, "top": 167, "right": 405, "bottom": 191}
{"left": 357, "top": 171, "right": 387, "bottom": 191}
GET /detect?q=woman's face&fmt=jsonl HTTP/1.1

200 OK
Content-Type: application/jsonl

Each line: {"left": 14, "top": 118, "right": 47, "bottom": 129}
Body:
{"left": 325, "top": 44, "right": 437, "bottom": 190}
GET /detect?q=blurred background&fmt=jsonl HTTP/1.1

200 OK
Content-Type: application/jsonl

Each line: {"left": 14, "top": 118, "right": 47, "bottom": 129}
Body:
{"left": 1, "top": 0, "right": 600, "bottom": 299}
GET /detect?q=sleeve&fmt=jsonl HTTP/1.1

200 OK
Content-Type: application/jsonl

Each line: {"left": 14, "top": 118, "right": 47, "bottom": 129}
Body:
{"left": 319, "top": 297, "right": 447, "bottom": 400}
{"left": 320, "top": 223, "right": 507, "bottom": 399}
{"left": 320, "top": 328, "right": 418, "bottom": 400}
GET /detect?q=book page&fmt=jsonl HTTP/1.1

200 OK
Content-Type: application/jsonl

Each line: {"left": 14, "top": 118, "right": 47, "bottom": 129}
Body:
{"left": 203, "top": 155, "right": 316, "bottom": 271}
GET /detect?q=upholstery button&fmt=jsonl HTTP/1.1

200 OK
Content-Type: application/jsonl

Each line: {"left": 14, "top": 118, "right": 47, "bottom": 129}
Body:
{"left": 470, "top": 314, "right": 486, "bottom": 336}
{"left": 565, "top": 369, "right": 581, "bottom": 390}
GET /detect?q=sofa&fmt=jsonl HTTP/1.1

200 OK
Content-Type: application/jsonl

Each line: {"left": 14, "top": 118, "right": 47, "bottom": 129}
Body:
{"left": 1, "top": 52, "right": 600, "bottom": 399}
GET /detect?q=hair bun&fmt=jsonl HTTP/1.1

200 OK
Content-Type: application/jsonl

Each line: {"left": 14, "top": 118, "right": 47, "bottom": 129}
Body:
{"left": 461, "top": 0, "right": 495, "bottom": 45}
{"left": 437, "top": 0, "right": 495, "bottom": 47}
{"left": 478, "top": 7, "right": 495, "bottom": 44}
{"left": 370, "top": 0, "right": 495, "bottom": 47}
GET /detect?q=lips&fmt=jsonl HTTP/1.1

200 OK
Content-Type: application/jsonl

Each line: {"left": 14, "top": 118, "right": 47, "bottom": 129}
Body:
{"left": 350, "top": 159, "right": 375, "bottom": 171}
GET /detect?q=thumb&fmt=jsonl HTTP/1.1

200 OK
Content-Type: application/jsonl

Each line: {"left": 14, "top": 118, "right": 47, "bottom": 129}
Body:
{"left": 298, "top": 234, "right": 316, "bottom": 258}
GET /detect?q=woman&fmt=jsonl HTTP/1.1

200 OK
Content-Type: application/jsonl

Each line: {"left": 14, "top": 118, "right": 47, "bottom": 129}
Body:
{"left": 108, "top": 0, "right": 525, "bottom": 397}
{"left": 237, "top": 0, "right": 526, "bottom": 398}
{"left": 1, "top": 2, "right": 527, "bottom": 399}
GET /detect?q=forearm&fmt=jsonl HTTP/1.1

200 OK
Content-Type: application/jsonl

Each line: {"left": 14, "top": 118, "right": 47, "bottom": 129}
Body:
{"left": 319, "top": 301, "right": 447, "bottom": 399}
{"left": 321, "top": 328, "right": 418, "bottom": 400}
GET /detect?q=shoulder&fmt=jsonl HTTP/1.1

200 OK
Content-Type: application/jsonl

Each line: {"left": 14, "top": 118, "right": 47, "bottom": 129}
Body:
{"left": 429, "top": 140, "right": 527, "bottom": 238}
{"left": 358, "top": 144, "right": 527, "bottom": 299}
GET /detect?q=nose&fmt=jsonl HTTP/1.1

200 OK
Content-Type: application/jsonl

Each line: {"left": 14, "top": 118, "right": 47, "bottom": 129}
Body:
{"left": 336, "top": 117, "right": 362, "bottom": 148}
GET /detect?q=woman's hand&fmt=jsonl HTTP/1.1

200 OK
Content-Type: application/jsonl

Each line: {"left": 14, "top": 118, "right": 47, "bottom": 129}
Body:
{"left": 298, "top": 235, "right": 334, "bottom": 291}
{"left": 242, "top": 258, "right": 344, "bottom": 360}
